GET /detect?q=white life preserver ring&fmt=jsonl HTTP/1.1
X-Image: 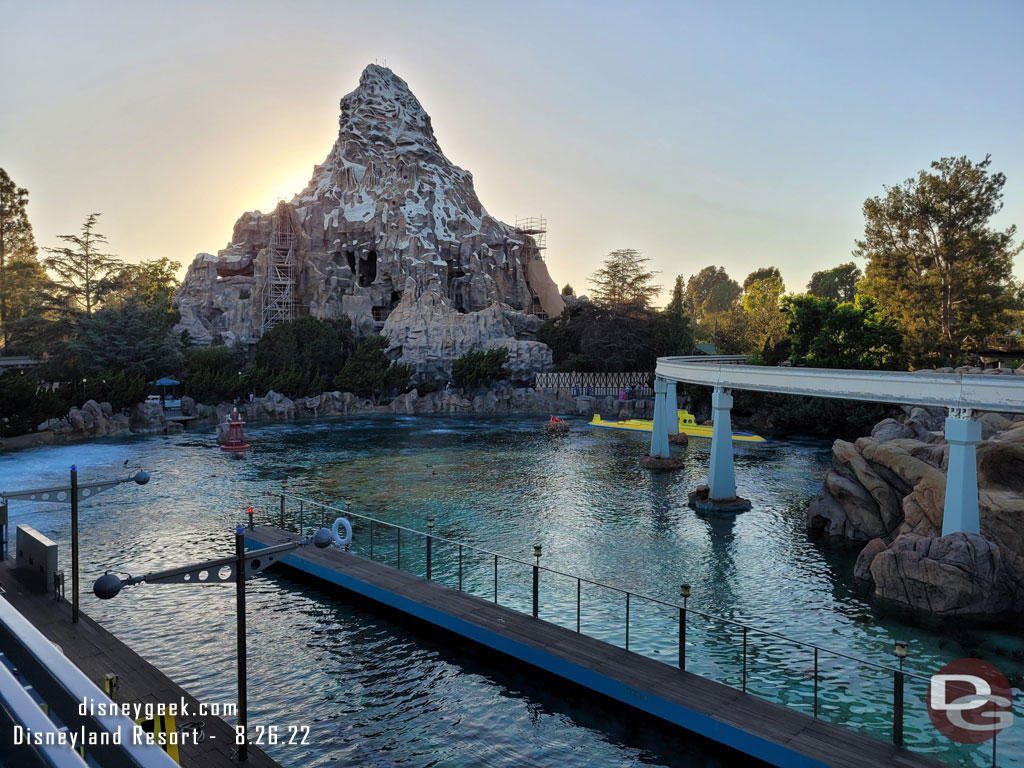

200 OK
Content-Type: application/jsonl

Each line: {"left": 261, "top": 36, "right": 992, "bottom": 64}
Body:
{"left": 332, "top": 516, "right": 353, "bottom": 547}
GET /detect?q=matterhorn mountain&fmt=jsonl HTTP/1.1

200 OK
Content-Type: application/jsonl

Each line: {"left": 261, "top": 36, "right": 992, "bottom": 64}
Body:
{"left": 173, "top": 64, "right": 563, "bottom": 380}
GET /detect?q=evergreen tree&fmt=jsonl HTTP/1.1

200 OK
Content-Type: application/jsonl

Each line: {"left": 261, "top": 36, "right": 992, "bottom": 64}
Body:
{"left": 0, "top": 169, "right": 47, "bottom": 350}
{"left": 857, "top": 155, "right": 1021, "bottom": 366}
{"left": 589, "top": 249, "right": 660, "bottom": 311}
{"left": 655, "top": 275, "right": 695, "bottom": 355}
{"left": 334, "top": 336, "right": 412, "bottom": 400}
{"left": 43, "top": 213, "right": 124, "bottom": 317}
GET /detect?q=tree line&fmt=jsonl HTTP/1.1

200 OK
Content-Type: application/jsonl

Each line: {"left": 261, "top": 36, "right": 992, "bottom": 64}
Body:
{"left": 1, "top": 154, "right": 1020, "bottom": 437}
{"left": 541, "top": 155, "right": 1022, "bottom": 374}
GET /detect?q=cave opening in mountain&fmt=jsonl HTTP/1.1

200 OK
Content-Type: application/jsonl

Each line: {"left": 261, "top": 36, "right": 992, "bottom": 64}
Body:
{"left": 357, "top": 250, "right": 378, "bottom": 287}
{"left": 345, "top": 251, "right": 356, "bottom": 275}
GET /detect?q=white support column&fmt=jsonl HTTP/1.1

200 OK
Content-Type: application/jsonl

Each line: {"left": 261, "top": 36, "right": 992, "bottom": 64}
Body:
{"left": 941, "top": 411, "right": 982, "bottom": 536}
{"left": 650, "top": 377, "right": 671, "bottom": 458}
{"left": 708, "top": 386, "right": 737, "bottom": 500}
{"left": 666, "top": 380, "right": 679, "bottom": 436}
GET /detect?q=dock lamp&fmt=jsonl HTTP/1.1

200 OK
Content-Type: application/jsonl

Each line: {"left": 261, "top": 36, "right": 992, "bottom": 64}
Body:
{"left": 1, "top": 466, "right": 150, "bottom": 623}
{"left": 94, "top": 526, "right": 332, "bottom": 761}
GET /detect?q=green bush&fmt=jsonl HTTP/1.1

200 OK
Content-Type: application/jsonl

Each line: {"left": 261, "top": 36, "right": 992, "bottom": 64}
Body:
{"left": 81, "top": 370, "right": 148, "bottom": 411}
{"left": 334, "top": 336, "right": 413, "bottom": 400}
{"left": 451, "top": 348, "right": 509, "bottom": 389}
{"left": 0, "top": 374, "right": 70, "bottom": 437}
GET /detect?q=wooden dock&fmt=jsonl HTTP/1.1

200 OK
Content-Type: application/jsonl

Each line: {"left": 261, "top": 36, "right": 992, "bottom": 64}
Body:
{"left": 0, "top": 563, "right": 280, "bottom": 768}
{"left": 248, "top": 525, "right": 943, "bottom": 768}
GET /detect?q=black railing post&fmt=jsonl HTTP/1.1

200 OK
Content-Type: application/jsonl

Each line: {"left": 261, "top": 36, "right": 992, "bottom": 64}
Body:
{"left": 458, "top": 545, "right": 463, "bottom": 591}
{"left": 298, "top": 501, "right": 304, "bottom": 535}
{"left": 625, "top": 593, "right": 630, "bottom": 650}
{"left": 679, "top": 585, "right": 690, "bottom": 671}
{"left": 370, "top": 520, "right": 375, "bottom": 560}
{"left": 893, "top": 668, "right": 904, "bottom": 746}
{"left": 70, "top": 466, "right": 79, "bottom": 624}
{"left": 679, "top": 607, "right": 686, "bottom": 671}
{"left": 532, "top": 545, "right": 541, "bottom": 619}
{"left": 279, "top": 494, "right": 285, "bottom": 529}
{"left": 893, "top": 641, "right": 907, "bottom": 747}
{"left": 742, "top": 626, "right": 748, "bottom": 693}
{"left": 813, "top": 648, "right": 819, "bottom": 718}
{"left": 576, "top": 579, "right": 581, "bottom": 633}
{"left": 397, "top": 527, "right": 401, "bottom": 569}
{"left": 493, "top": 554, "right": 498, "bottom": 603}
{"left": 426, "top": 518, "right": 434, "bottom": 580}
{"left": 235, "top": 528, "right": 248, "bottom": 761}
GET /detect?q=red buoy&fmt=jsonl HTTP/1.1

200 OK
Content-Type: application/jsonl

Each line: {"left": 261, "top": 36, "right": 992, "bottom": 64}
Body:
{"left": 220, "top": 408, "right": 251, "bottom": 452}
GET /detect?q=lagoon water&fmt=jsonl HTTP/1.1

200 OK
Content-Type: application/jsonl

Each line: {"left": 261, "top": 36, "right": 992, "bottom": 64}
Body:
{"left": 0, "top": 416, "right": 1020, "bottom": 767}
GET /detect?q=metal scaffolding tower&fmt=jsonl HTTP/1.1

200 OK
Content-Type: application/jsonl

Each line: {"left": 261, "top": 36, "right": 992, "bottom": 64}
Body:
{"left": 514, "top": 216, "right": 546, "bottom": 252}
{"left": 261, "top": 220, "right": 296, "bottom": 335}
{"left": 515, "top": 216, "right": 548, "bottom": 316}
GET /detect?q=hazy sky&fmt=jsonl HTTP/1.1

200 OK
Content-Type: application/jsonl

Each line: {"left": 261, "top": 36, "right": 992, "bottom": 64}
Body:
{"left": 3, "top": 0, "right": 1023, "bottom": 304}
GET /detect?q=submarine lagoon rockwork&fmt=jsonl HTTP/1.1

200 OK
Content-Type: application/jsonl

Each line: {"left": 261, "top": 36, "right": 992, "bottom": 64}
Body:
{"left": 806, "top": 368, "right": 1024, "bottom": 619}
{"left": 173, "top": 64, "right": 562, "bottom": 381}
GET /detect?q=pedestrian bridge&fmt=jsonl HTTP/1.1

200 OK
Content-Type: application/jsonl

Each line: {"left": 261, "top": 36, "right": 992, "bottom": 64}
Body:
{"left": 649, "top": 356, "right": 1024, "bottom": 531}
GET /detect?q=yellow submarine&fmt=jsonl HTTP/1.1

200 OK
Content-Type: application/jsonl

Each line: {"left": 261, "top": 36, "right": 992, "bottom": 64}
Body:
{"left": 589, "top": 410, "right": 766, "bottom": 442}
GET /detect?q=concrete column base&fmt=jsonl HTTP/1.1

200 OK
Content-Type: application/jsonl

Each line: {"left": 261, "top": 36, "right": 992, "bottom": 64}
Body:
{"left": 640, "top": 455, "right": 685, "bottom": 471}
{"left": 687, "top": 485, "right": 752, "bottom": 514}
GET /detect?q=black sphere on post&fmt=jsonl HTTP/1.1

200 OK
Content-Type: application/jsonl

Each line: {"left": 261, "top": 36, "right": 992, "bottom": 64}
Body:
{"left": 93, "top": 572, "right": 124, "bottom": 600}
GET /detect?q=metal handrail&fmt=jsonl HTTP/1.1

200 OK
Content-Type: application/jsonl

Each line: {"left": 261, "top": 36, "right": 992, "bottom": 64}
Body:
{"left": 270, "top": 493, "right": 934, "bottom": 683}
{"left": 265, "top": 492, "right": 1023, "bottom": 760}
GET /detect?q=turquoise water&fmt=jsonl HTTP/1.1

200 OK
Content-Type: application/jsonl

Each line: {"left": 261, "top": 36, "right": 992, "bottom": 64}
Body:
{"left": 0, "top": 416, "right": 1020, "bottom": 767}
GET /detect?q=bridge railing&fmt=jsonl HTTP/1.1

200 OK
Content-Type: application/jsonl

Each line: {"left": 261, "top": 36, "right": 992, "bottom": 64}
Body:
{"left": 261, "top": 494, "right": 1017, "bottom": 766}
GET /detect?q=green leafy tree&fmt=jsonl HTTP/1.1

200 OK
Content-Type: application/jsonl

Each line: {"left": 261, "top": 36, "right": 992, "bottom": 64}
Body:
{"left": 807, "top": 262, "right": 861, "bottom": 303}
{"left": 684, "top": 266, "right": 742, "bottom": 318}
{"left": 561, "top": 283, "right": 574, "bottom": 296}
{"left": 106, "top": 257, "right": 182, "bottom": 331}
{"left": 741, "top": 274, "right": 787, "bottom": 350}
{"left": 589, "top": 249, "right": 660, "bottom": 311}
{"left": 451, "top": 348, "right": 510, "bottom": 389}
{"left": 253, "top": 316, "right": 354, "bottom": 380}
{"left": 742, "top": 266, "right": 781, "bottom": 291}
{"left": 856, "top": 155, "right": 1021, "bottom": 366}
{"left": 334, "top": 335, "right": 412, "bottom": 400}
{"left": 684, "top": 266, "right": 744, "bottom": 352}
{"left": 43, "top": 213, "right": 124, "bottom": 316}
{"left": 782, "top": 294, "right": 903, "bottom": 370}
{"left": 0, "top": 170, "right": 51, "bottom": 351}
{"left": 538, "top": 302, "right": 660, "bottom": 372}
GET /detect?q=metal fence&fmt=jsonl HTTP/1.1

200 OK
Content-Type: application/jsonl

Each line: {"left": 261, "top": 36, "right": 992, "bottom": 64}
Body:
{"left": 261, "top": 493, "right": 1020, "bottom": 767}
{"left": 534, "top": 371, "right": 653, "bottom": 398}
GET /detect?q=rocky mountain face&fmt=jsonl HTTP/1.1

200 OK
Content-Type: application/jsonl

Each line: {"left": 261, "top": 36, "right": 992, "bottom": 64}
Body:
{"left": 173, "top": 64, "right": 562, "bottom": 380}
{"left": 807, "top": 367, "right": 1024, "bottom": 619}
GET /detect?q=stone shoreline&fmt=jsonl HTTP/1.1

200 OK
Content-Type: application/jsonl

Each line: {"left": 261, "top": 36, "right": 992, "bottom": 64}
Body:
{"left": 4, "top": 387, "right": 669, "bottom": 450}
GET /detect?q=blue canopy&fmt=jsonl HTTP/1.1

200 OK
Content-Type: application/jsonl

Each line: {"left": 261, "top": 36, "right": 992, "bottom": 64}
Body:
{"left": 154, "top": 378, "right": 180, "bottom": 386}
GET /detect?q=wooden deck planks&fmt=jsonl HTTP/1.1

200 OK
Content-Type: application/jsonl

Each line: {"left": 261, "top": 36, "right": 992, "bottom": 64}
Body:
{"left": 249, "top": 526, "right": 944, "bottom": 768}
{"left": 0, "top": 563, "right": 280, "bottom": 768}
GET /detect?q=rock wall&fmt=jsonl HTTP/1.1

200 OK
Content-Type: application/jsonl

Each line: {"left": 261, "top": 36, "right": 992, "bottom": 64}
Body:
{"left": 807, "top": 367, "right": 1024, "bottom": 618}
{"left": 173, "top": 64, "right": 562, "bottom": 380}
